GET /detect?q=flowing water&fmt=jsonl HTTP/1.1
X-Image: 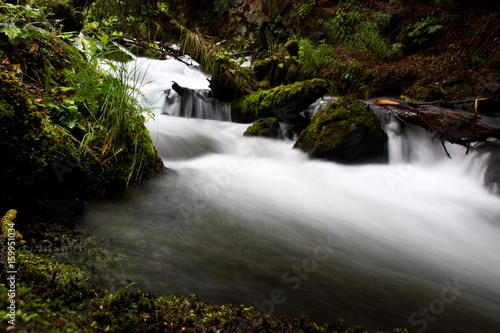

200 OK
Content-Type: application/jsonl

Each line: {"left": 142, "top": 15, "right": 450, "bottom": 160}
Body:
{"left": 77, "top": 57, "right": 500, "bottom": 333}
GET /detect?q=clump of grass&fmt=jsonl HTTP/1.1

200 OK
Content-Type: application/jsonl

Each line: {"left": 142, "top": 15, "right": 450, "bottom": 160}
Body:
{"left": 328, "top": 3, "right": 393, "bottom": 58}
{"left": 296, "top": 38, "right": 342, "bottom": 78}
{"left": 64, "top": 35, "right": 160, "bottom": 186}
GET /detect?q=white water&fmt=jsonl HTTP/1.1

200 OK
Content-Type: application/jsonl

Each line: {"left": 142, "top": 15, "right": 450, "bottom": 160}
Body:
{"left": 77, "top": 57, "right": 500, "bottom": 333}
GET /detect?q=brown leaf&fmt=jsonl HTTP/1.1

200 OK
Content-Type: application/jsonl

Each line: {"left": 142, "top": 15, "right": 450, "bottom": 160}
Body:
{"left": 374, "top": 99, "right": 400, "bottom": 106}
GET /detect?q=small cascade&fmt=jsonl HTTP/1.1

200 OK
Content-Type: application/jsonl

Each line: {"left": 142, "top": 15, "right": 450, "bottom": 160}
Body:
{"left": 161, "top": 87, "right": 231, "bottom": 121}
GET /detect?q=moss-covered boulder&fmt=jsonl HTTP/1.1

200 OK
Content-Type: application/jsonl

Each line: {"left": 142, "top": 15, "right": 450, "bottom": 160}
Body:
{"left": 232, "top": 78, "right": 328, "bottom": 123}
{"left": 0, "top": 72, "right": 164, "bottom": 224}
{"left": 0, "top": 73, "right": 83, "bottom": 222}
{"left": 294, "top": 97, "right": 388, "bottom": 164}
{"left": 243, "top": 117, "right": 281, "bottom": 138}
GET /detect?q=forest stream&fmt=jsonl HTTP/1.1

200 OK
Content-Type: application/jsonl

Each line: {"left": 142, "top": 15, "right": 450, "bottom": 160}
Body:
{"left": 75, "top": 56, "right": 500, "bottom": 333}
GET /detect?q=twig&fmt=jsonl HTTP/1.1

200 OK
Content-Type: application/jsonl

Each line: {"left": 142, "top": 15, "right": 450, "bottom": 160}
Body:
{"left": 466, "top": 97, "right": 490, "bottom": 154}
{"left": 441, "top": 141, "right": 452, "bottom": 159}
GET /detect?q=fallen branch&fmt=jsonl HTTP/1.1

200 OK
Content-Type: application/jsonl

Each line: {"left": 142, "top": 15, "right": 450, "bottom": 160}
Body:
{"left": 372, "top": 98, "right": 500, "bottom": 151}
{"left": 120, "top": 38, "right": 192, "bottom": 65}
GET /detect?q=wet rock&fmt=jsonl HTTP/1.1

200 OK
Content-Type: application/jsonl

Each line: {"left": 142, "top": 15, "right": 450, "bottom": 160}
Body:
{"left": 232, "top": 78, "right": 328, "bottom": 123}
{"left": 243, "top": 117, "right": 281, "bottom": 138}
{"left": 294, "top": 97, "right": 388, "bottom": 164}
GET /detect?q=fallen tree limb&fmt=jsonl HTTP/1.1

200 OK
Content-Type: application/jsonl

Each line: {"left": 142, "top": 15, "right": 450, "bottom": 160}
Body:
{"left": 372, "top": 99, "right": 500, "bottom": 152}
{"left": 120, "top": 38, "right": 192, "bottom": 65}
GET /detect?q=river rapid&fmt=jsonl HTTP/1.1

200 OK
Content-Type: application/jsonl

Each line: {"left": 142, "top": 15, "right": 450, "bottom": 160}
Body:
{"left": 76, "top": 56, "right": 500, "bottom": 333}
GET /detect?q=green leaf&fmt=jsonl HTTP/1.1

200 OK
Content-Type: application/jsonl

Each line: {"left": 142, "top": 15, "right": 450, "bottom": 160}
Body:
{"left": 67, "top": 119, "right": 77, "bottom": 129}
{"left": 59, "top": 87, "right": 74, "bottom": 92}
{"left": 0, "top": 26, "right": 23, "bottom": 40}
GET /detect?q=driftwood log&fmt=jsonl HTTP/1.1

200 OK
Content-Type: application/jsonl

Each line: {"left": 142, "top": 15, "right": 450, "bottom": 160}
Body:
{"left": 371, "top": 99, "right": 500, "bottom": 156}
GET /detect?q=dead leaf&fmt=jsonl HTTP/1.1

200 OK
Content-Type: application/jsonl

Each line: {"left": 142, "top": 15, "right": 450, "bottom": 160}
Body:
{"left": 374, "top": 99, "right": 400, "bottom": 106}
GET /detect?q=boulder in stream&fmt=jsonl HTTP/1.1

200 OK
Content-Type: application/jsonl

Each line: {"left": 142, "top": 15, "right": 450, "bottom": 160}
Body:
{"left": 232, "top": 78, "right": 328, "bottom": 123}
{"left": 294, "top": 97, "right": 388, "bottom": 164}
{"left": 243, "top": 117, "right": 281, "bottom": 138}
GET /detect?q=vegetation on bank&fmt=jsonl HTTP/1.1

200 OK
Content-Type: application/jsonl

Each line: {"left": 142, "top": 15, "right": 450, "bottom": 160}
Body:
{"left": 0, "top": 3, "right": 164, "bottom": 224}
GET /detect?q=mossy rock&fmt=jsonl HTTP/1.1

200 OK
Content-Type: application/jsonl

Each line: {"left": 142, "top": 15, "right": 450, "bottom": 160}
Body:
{"left": 294, "top": 97, "right": 388, "bottom": 164}
{"left": 0, "top": 73, "right": 82, "bottom": 221}
{"left": 284, "top": 39, "right": 299, "bottom": 58}
{"left": 0, "top": 72, "right": 164, "bottom": 223}
{"left": 232, "top": 78, "right": 328, "bottom": 123}
{"left": 415, "top": 84, "right": 445, "bottom": 101}
{"left": 243, "top": 117, "right": 281, "bottom": 138}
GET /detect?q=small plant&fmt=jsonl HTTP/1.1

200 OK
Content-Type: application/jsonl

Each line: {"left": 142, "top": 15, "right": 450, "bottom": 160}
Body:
{"left": 329, "top": 5, "right": 392, "bottom": 57}
{"left": 0, "top": 3, "right": 46, "bottom": 41}
{"left": 58, "top": 35, "right": 158, "bottom": 185}
{"left": 408, "top": 16, "right": 443, "bottom": 47}
{"left": 471, "top": 55, "right": 484, "bottom": 67}
{"left": 297, "top": 38, "right": 341, "bottom": 77}
{"left": 298, "top": 0, "right": 316, "bottom": 20}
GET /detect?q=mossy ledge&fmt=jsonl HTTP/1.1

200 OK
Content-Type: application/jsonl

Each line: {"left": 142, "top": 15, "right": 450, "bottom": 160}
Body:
{"left": 232, "top": 79, "right": 328, "bottom": 123}
{"left": 294, "top": 97, "right": 388, "bottom": 164}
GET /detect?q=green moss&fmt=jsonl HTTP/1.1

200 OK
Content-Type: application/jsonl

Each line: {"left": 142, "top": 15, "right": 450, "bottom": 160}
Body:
{"left": 294, "top": 97, "right": 387, "bottom": 164}
{"left": 284, "top": 39, "right": 299, "bottom": 58}
{"left": 1, "top": 209, "right": 23, "bottom": 244}
{"left": 233, "top": 78, "right": 328, "bottom": 122}
{"left": 415, "top": 84, "right": 445, "bottom": 101}
{"left": 0, "top": 73, "right": 78, "bottom": 218}
{"left": 0, "top": 245, "right": 407, "bottom": 332}
{"left": 243, "top": 117, "right": 281, "bottom": 138}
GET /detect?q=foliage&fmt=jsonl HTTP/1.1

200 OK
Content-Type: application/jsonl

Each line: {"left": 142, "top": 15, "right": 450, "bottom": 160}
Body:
{"left": 407, "top": 16, "right": 443, "bottom": 47}
{"left": 86, "top": 0, "right": 160, "bottom": 40}
{"left": 62, "top": 35, "right": 161, "bottom": 185}
{"left": 0, "top": 72, "right": 75, "bottom": 209}
{"left": 329, "top": 4, "right": 393, "bottom": 57}
{"left": 298, "top": 0, "right": 316, "bottom": 20}
{"left": 0, "top": 3, "right": 46, "bottom": 42}
{"left": 296, "top": 38, "right": 341, "bottom": 78}
{"left": 0, "top": 5, "right": 164, "bottom": 222}
{"left": 434, "top": 0, "right": 454, "bottom": 8}
{"left": 181, "top": 30, "right": 257, "bottom": 99}
{"left": 214, "top": 0, "right": 232, "bottom": 15}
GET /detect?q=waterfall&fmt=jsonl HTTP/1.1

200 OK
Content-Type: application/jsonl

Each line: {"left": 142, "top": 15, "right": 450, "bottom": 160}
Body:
{"left": 77, "top": 56, "right": 500, "bottom": 333}
{"left": 161, "top": 87, "right": 231, "bottom": 121}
